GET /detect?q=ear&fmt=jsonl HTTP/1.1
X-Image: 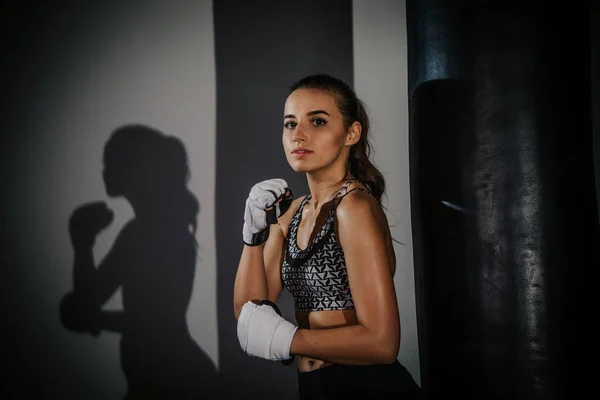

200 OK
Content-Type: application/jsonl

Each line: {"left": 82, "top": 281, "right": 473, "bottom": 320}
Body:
{"left": 346, "top": 121, "right": 362, "bottom": 146}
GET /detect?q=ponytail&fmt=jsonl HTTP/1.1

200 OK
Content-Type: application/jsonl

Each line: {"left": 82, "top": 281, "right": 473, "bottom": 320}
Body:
{"left": 348, "top": 99, "right": 385, "bottom": 203}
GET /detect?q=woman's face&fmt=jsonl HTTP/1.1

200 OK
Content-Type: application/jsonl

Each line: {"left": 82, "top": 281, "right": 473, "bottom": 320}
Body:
{"left": 102, "top": 158, "right": 123, "bottom": 197}
{"left": 282, "top": 88, "right": 355, "bottom": 174}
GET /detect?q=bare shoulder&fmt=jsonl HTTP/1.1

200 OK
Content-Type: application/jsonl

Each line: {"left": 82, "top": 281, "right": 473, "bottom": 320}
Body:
{"left": 334, "top": 185, "right": 389, "bottom": 239}
{"left": 335, "top": 182, "right": 396, "bottom": 274}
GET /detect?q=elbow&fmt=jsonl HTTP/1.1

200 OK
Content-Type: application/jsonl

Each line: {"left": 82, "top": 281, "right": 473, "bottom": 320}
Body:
{"left": 233, "top": 301, "right": 244, "bottom": 321}
{"left": 233, "top": 293, "right": 249, "bottom": 321}
{"left": 373, "top": 333, "right": 400, "bottom": 364}
{"left": 382, "top": 343, "right": 400, "bottom": 364}
{"left": 233, "top": 298, "right": 259, "bottom": 321}
{"left": 376, "top": 341, "right": 399, "bottom": 364}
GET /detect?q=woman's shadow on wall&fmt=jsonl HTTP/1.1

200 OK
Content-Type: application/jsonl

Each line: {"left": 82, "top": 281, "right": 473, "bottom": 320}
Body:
{"left": 59, "top": 124, "right": 219, "bottom": 399}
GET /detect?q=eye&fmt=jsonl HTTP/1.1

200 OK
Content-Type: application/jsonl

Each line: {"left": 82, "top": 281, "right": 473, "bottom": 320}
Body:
{"left": 284, "top": 121, "right": 297, "bottom": 129}
{"left": 312, "top": 118, "right": 327, "bottom": 126}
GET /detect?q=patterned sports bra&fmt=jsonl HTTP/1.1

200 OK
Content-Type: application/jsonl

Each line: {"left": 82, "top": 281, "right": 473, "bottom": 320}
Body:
{"left": 281, "top": 179, "right": 372, "bottom": 313}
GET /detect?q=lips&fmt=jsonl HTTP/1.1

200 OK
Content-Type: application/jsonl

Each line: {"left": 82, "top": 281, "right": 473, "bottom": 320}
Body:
{"left": 292, "top": 147, "right": 312, "bottom": 154}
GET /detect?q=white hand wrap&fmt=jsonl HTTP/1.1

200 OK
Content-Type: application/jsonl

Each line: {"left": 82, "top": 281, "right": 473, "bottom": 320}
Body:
{"left": 237, "top": 301, "right": 298, "bottom": 361}
{"left": 242, "top": 178, "right": 289, "bottom": 246}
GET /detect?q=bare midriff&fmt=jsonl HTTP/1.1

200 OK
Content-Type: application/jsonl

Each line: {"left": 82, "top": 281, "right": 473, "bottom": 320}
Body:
{"left": 295, "top": 309, "right": 359, "bottom": 373}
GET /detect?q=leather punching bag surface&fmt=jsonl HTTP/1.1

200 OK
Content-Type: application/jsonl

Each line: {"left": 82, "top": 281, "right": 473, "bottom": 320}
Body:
{"left": 408, "top": 1, "right": 599, "bottom": 399}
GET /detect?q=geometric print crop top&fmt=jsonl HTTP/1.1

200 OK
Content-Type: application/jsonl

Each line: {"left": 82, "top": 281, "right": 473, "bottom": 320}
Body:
{"left": 281, "top": 179, "right": 372, "bottom": 312}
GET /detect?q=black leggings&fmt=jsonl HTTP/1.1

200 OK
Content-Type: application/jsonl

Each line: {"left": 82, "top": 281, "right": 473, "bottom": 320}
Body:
{"left": 297, "top": 360, "right": 422, "bottom": 399}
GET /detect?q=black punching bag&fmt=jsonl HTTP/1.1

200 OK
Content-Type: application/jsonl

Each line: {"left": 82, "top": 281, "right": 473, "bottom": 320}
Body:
{"left": 408, "top": 1, "right": 599, "bottom": 399}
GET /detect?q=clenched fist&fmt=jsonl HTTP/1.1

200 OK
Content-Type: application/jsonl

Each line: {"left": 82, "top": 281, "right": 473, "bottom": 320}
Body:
{"left": 242, "top": 179, "right": 293, "bottom": 246}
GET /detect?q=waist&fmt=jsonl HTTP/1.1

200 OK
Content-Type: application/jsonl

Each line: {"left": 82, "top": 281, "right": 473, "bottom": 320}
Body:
{"left": 296, "top": 309, "right": 359, "bottom": 373}
{"left": 295, "top": 309, "right": 359, "bottom": 330}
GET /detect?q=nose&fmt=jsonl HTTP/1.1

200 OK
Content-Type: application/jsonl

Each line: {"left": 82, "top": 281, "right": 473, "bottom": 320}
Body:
{"left": 292, "top": 126, "right": 306, "bottom": 144}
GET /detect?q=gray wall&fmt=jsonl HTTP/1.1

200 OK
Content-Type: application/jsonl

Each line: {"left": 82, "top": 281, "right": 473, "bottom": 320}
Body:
{"left": 212, "top": 1, "right": 354, "bottom": 397}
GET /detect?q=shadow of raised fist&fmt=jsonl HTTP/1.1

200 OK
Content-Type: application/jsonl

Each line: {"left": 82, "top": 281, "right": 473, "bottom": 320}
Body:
{"left": 69, "top": 201, "right": 114, "bottom": 248}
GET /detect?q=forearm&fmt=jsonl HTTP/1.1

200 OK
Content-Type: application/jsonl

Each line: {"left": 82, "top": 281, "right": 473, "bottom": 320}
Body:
{"left": 290, "top": 324, "right": 399, "bottom": 366}
{"left": 233, "top": 244, "right": 269, "bottom": 319}
{"left": 73, "top": 247, "right": 96, "bottom": 297}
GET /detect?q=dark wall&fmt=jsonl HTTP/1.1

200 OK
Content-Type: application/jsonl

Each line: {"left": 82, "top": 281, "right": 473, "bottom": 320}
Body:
{"left": 592, "top": 0, "right": 600, "bottom": 224}
{"left": 213, "top": 1, "right": 354, "bottom": 398}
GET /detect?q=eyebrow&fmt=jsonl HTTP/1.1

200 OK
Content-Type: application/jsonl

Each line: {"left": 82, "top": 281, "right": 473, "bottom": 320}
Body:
{"left": 284, "top": 110, "right": 330, "bottom": 119}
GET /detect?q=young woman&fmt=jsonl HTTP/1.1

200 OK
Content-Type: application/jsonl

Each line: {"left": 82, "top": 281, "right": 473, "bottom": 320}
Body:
{"left": 233, "top": 74, "right": 421, "bottom": 398}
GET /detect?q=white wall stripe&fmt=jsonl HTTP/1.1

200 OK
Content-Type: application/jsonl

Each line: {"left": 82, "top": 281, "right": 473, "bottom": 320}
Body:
{"left": 352, "top": 0, "right": 420, "bottom": 385}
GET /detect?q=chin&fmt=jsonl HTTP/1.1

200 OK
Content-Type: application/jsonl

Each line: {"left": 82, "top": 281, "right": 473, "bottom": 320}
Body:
{"left": 288, "top": 161, "right": 313, "bottom": 173}
{"left": 105, "top": 190, "right": 120, "bottom": 197}
{"left": 104, "top": 184, "right": 122, "bottom": 197}
{"left": 289, "top": 166, "right": 308, "bottom": 173}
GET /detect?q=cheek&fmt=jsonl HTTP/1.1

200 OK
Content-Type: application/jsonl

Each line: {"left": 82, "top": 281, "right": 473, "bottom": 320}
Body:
{"left": 317, "top": 130, "right": 346, "bottom": 150}
{"left": 282, "top": 132, "right": 293, "bottom": 150}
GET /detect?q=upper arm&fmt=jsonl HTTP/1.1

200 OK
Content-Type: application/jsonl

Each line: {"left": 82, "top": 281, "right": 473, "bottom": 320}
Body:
{"left": 336, "top": 193, "right": 400, "bottom": 341}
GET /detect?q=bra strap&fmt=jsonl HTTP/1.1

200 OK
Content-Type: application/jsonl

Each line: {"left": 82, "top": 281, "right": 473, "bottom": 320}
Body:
{"left": 332, "top": 181, "right": 374, "bottom": 210}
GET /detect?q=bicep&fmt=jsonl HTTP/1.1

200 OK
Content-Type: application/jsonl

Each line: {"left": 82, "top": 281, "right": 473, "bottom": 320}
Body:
{"left": 337, "top": 196, "right": 399, "bottom": 335}
{"left": 263, "top": 223, "right": 286, "bottom": 303}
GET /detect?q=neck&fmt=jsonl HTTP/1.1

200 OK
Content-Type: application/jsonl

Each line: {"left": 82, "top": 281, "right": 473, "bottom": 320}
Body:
{"left": 127, "top": 194, "right": 149, "bottom": 219}
{"left": 305, "top": 166, "right": 352, "bottom": 210}
{"left": 127, "top": 192, "right": 180, "bottom": 223}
